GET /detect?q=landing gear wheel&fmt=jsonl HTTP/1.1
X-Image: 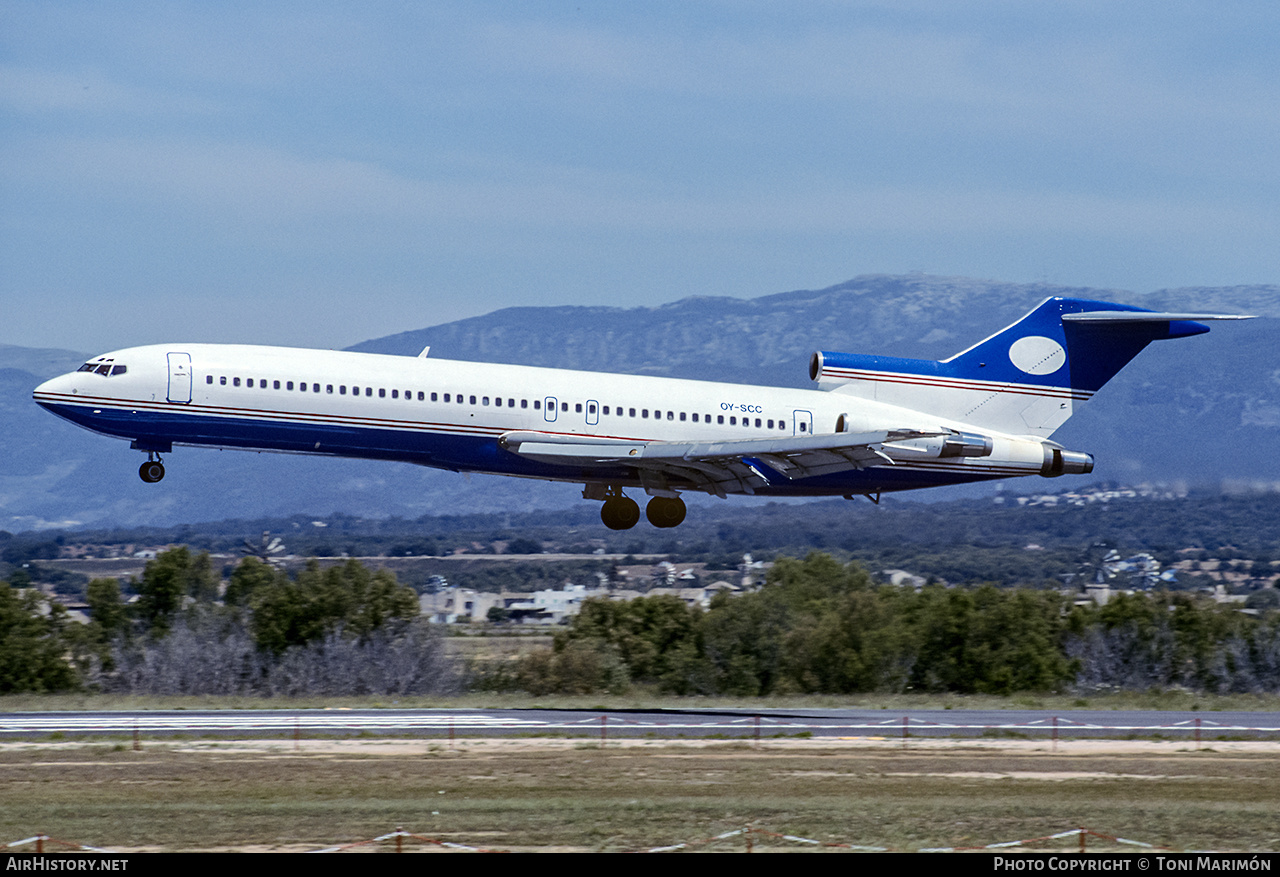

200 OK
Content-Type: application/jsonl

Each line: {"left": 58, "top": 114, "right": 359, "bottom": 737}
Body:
{"left": 139, "top": 460, "right": 166, "bottom": 483}
{"left": 600, "top": 496, "right": 641, "bottom": 530}
{"left": 645, "top": 496, "right": 687, "bottom": 528}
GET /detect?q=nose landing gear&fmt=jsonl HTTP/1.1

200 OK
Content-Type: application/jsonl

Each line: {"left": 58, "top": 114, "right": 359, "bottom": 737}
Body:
{"left": 138, "top": 453, "right": 165, "bottom": 483}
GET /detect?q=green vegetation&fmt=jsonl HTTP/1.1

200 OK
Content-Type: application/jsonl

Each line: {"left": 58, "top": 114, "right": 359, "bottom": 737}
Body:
{"left": 495, "top": 553, "right": 1280, "bottom": 696}
{"left": 3, "top": 548, "right": 449, "bottom": 696}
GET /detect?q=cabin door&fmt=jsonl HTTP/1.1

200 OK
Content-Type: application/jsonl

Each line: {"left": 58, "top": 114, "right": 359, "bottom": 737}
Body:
{"left": 792, "top": 409, "right": 812, "bottom": 436}
{"left": 167, "top": 352, "right": 192, "bottom": 403}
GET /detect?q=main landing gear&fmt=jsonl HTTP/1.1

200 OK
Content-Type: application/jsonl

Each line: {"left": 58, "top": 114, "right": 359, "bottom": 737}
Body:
{"left": 600, "top": 491, "right": 640, "bottom": 530}
{"left": 645, "top": 495, "right": 686, "bottom": 529}
{"left": 138, "top": 453, "right": 165, "bottom": 483}
{"left": 597, "top": 487, "right": 687, "bottom": 530}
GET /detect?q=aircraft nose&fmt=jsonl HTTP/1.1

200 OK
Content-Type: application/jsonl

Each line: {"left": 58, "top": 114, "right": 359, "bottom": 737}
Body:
{"left": 33, "top": 372, "right": 75, "bottom": 406}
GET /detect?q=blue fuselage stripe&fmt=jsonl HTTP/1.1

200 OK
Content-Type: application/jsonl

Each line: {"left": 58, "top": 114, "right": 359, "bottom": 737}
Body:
{"left": 36, "top": 399, "right": 1007, "bottom": 496}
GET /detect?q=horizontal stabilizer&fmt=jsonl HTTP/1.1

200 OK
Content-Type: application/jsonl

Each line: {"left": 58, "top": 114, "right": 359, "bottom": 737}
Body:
{"left": 1062, "top": 311, "right": 1254, "bottom": 323}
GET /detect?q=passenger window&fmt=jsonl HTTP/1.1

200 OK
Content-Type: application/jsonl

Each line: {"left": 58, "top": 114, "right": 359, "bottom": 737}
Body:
{"left": 431, "top": 392, "right": 438, "bottom": 402}
{"left": 286, "top": 381, "right": 293, "bottom": 390}
{"left": 667, "top": 411, "right": 674, "bottom": 421}
{"left": 575, "top": 403, "right": 582, "bottom": 413}
{"left": 679, "top": 412, "right": 686, "bottom": 421}
{"left": 589, "top": 404, "right": 597, "bottom": 415}
{"left": 717, "top": 415, "right": 724, "bottom": 424}
{"left": 339, "top": 386, "right": 347, "bottom": 395}
{"left": 206, "top": 376, "right": 213, "bottom": 384}
{"left": 521, "top": 399, "right": 528, "bottom": 409}
{"left": 534, "top": 400, "right": 541, "bottom": 410}
{"left": 642, "top": 409, "right": 649, "bottom": 419}
{"left": 443, "top": 393, "right": 450, "bottom": 403}
{"left": 418, "top": 391, "right": 425, "bottom": 401}
{"left": 379, "top": 388, "right": 386, "bottom": 398}
{"left": 299, "top": 382, "right": 306, "bottom": 392}
{"left": 730, "top": 416, "right": 736, "bottom": 425}
{"left": 629, "top": 408, "right": 635, "bottom": 417}
{"left": 274, "top": 380, "right": 280, "bottom": 390}
{"left": 392, "top": 389, "right": 399, "bottom": 399}
{"left": 799, "top": 422, "right": 807, "bottom": 432}
{"left": 755, "top": 418, "right": 761, "bottom": 428}
{"left": 508, "top": 398, "right": 515, "bottom": 407}
{"left": 482, "top": 396, "right": 490, "bottom": 406}
{"left": 470, "top": 395, "right": 476, "bottom": 405}
{"left": 692, "top": 413, "right": 698, "bottom": 422}
{"left": 561, "top": 402, "right": 568, "bottom": 412}
{"left": 327, "top": 385, "right": 334, "bottom": 394}
{"left": 233, "top": 377, "right": 241, "bottom": 387}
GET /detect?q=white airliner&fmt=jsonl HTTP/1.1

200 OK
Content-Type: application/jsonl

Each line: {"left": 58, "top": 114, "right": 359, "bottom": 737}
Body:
{"left": 33, "top": 297, "right": 1250, "bottom": 530}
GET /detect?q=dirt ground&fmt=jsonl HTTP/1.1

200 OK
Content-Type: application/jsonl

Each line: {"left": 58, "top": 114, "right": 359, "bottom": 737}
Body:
{"left": 4, "top": 736, "right": 1278, "bottom": 853}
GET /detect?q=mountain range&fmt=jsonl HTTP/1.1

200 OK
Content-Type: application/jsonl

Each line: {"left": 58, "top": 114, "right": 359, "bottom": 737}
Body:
{"left": 4, "top": 274, "right": 1278, "bottom": 532}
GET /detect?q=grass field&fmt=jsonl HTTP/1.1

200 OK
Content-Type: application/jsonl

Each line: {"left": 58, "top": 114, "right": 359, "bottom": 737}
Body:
{"left": 2, "top": 737, "right": 1278, "bottom": 852}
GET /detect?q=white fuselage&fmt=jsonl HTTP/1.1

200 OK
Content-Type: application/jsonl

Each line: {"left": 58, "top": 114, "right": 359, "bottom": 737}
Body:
{"left": 33, "top": 343, "right": 1054, "bottom": 497}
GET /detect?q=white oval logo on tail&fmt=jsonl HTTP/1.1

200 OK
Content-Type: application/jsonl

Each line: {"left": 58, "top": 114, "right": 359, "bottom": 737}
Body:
{"left": 1008, "top": 336, "right": 1066, "bottom": 375}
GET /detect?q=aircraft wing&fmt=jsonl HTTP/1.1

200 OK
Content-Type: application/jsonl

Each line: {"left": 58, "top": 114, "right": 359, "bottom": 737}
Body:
{"left": 499, "top": 428, "right": 942, "bottom": 497}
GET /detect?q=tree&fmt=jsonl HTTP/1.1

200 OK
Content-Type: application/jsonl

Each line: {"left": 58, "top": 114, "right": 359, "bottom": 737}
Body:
{"left": 249, "top": 559, "right": 419, "bottom": 655}
{"left": 0, "top": 583, "right": 77, "bottom": 692}
{"left": 135, "top": 547, "right": 220, "bottom": 635}
{"left": 224, "top": 556, "right": 281, "bottom": 607}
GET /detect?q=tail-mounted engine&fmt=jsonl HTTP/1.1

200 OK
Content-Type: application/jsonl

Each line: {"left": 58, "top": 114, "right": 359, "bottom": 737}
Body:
{"left": 1040, "top": 444, "right": 1094, "bottom": 477}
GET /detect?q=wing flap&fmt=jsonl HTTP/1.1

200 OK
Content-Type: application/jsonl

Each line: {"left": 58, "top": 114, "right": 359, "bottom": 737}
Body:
{"left": 500, "top": 428, "right": 945, "bottom": 494}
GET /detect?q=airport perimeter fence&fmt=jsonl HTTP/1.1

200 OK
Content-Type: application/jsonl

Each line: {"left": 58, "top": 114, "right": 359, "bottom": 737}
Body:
{"left": 2, "top": 824, "right": 1187, "bottom": 853}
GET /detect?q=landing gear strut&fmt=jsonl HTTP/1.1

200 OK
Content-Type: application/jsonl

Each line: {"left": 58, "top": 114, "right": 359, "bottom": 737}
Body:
{"left": 599, "top": 488, "right": 641, "bottom": 530}
{"left": 138, "top": 453, "right": 165, "bottom": 483}
{"left": 645, "top": 495, "right": 686, "bottom": 528}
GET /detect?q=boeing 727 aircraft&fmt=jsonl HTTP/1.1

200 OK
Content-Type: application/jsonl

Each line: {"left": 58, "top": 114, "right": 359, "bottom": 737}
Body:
{"left": 33, "top": 297, "right": 1250, "bottom": 529}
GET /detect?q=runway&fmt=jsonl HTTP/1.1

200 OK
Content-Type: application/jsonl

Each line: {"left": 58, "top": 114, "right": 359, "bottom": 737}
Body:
{"left": 2, "top": 708, "right": 1278, "bottom": 739}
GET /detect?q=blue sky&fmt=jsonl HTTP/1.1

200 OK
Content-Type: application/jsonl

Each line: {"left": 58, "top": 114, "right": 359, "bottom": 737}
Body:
{"left": 4, "top": 1, "right": 1279, "bottom": 353}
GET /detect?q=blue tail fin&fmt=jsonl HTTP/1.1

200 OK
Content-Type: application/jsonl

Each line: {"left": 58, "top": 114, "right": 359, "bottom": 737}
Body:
{"left": 811, "top": 297, "right": 1240, "bottom": 438}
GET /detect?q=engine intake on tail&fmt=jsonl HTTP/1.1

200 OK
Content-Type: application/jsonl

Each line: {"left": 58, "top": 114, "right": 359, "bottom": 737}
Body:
{"left": 941, "top": 433, "right": 994, "bottom": 458}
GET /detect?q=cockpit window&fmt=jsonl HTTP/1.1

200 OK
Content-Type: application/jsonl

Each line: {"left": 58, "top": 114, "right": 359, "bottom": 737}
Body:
{"left": 77, "top": 358, "right": 126, "bottom": 376}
